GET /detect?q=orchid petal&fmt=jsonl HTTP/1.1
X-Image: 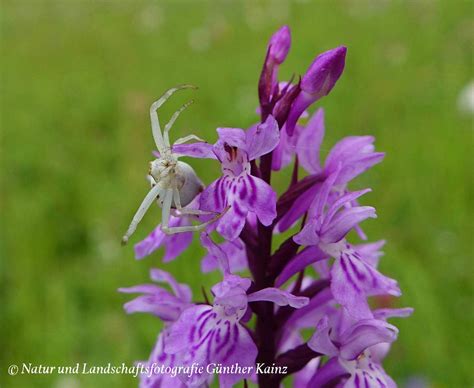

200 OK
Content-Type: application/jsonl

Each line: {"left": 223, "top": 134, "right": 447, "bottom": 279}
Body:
{"left": 308, "top": 357, "right": 349, "bottom": 387}
{"left": 297, "top": 108, "right": 325, "bottom": 174}
{"left": 373, "top": 307, "right": 414, "bottom": 321}
{"left": 245, "top": 175, "right": 277, "bottom": 226}
{"left": 138, "top": 331, "right": 188, "bottom": 388}
{"left": 200, "top": 177, "right": 226, "bottom": 213}
{"left": 308, "top": 316, "right": 339, "bottom": 357}
{"left": 331, "top": 251, "right": 401, "bottom": 320}
{"left": 353, "top": 240, "right": 386, "bottom": 267}
{"left": 247, "top": 288, "right": 309, "bottom": 308}
{"left": 246, "top": 115, "right": 280, "bottom": 161}
{"left": 165, "top": 305, "right": 257, "bottom": 387}
{"left": 134, "top": 216, "right": 193, "bottom": 261}
{"left": 325, "top": 188, "right": 372, "bottom": 223}
{"left": 216, "top": 202, "right": 248, "bottom": 241}
{"left": 276, "top": 183, "right": 321, "bottom": 232}
{"left": 201, "top": 239, "right": 248, "bottom": 273}
{"left": 150, "top": 268, "right": 192, "bottom": 302}
{"left": 213, "top": 127, "right": 247, "bottom": 162}
{"left": 172, "top": 142, "right": 217, "bottom": 159}
{"left": 309, "top": 168, "right": 341, "bottom": 220}
{"left": 322, "top": 206, "right": 376, "bottom": 244}
{"left": 121, "top": 295, "right": 185, "bottom": 321}
{"left": 339, "top": 319, "right": 399, "bottom": 360}
{"left": 200, "top": 233, "right": 231, "bottom": 274}
{"left": 293, "top": 221, "right": 320, "bottom": 246}
{"left": 325, "top": 136, "right": 385, "bottom": 185}
{"left": 276, "top": 246, "right": 327, "bottom": 287}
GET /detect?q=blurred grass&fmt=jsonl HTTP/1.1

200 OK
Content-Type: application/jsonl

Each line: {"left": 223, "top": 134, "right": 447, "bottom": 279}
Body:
{"left": 1, "top": 1, "right": 472, "bottom": 387}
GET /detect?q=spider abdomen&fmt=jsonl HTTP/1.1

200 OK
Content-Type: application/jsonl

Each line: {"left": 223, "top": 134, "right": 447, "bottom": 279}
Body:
{"left": 174, "top": 161, "right": 204, "bottom": 207}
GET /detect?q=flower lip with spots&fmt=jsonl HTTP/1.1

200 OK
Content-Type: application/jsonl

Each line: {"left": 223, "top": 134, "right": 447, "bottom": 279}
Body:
{"left": 199, "top": 114, "right": 279, "bottom": 240}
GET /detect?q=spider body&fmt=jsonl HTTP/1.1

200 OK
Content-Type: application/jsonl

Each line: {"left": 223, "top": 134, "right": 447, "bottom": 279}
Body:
{"left": 122, "top": 85, "right": 221, "bottom": 245}
{"left": 149, "top": 159, "right": 204, "bottom": 208}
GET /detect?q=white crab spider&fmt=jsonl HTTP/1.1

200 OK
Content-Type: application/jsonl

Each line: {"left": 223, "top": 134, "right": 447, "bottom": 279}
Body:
{"left": 122, "top": 85, "right": 221, "bottom": 245}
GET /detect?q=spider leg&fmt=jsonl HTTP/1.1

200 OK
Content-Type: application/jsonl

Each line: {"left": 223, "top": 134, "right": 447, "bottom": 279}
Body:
{"left": 163, "top": 100, "right": 194, "bottom": 148}
{"left": 173, "top": 134, "right": 206, "bottom": 145}
{"left": 161, "top": 215, "right": 224, "bottom": 235}
{"left": 161, "top": 188, "right": 228, "bottom": 235}
{"left": 160, "top": 188, "right": 174, "bottom": 230}
{"left": 172, "top": 188, "right": 217, "bottom": 216}
{"left": 122, "top": 184, "right": 163, "bottom": 245}
{"left": 176, "top": 208, "right": 220, "bottom": 216}
{"left": 150, "top": 84, "right": 197, "bottom": 154}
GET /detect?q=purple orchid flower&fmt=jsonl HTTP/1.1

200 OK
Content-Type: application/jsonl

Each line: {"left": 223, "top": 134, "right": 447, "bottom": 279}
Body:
{"left": 119, "top": 270, "right": 194, "bottom": 387}
{"left": 120, "top": 25, "right": 411, "bottom": 388}
{"left": 313, "top": 240, "right": 386, "bottom": 280}
{"left": 160, "top": 234, "right": 307, "bottom": 387}
{"left": 295, "top": 108, "right": 385, "bottom": 183}
{"left": 119, "top": 268, "right": 192, "bottom": 321}
{"left": 136, "top": 333, "right": 188, "bottom": 388}
{"left": 277, "top": 108, "right": 385, "bottom": 233}
{"left": 277, "top": 170, "right": 400, "bottom": 319}
{"left": 134, "top": 214, "right": 193, "bottom": 262}
{"left": 201, "top": 238, "right": 248, "bottom": 273}
{"left": 307, "top": 307, "right": 412, "bottom": 387}
{"left": 199, "top": 115, "right": 279, "bottom": 240}
{"left": 165, "top": 274, "right": 308, "bottom": 387}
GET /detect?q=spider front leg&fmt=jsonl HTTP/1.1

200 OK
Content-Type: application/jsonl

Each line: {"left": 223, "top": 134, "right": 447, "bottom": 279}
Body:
{"left": 163, "top": 100, "right": 195, "bottom": 149}
{"left": 160, "top": 188, "right": 226, "bottom": 235}
{"left": 149, "top": 84, "right": 197, "bottom": 154}
{"left": 171, "top": 188, "right": 215, "bottom": 216}
{"left": 173, "top": 134, "right": 206, "bottom": 145}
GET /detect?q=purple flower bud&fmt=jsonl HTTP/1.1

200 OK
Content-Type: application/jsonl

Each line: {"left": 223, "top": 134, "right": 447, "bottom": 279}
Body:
{"left": 269, "top": 25, "right": 291, "bottom": 64}
{"left": 286, "top": 46, "right": 347, "bottom": 135}
{"left": 302, "top": 46, "right": 347, "bottom": 95}
{"left": 259, "top": 26, "right": 292, "bottom": 110}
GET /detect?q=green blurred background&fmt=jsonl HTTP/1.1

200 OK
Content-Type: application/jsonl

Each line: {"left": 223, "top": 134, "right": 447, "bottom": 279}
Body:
{"left": 1, "top": 1, "right": 472, "bottom": 387}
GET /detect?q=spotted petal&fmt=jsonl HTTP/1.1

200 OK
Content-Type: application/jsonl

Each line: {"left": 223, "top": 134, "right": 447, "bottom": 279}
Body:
{"left": 216, "top": 199, "right": 248, "bottom": 241}
{"left": 331, "top": 250, "right": 401, "bottom": 319}
{"left": 165, "top": 305, "right": 257, "bottom": 387}
{"left": 137, "top": 331, "right": 187, "bottom": 388}
{"left": 245, "top": 175, "right": 277, "bottom": 226}
{"left": 340, "top": 356, "right": 395, "bottom": 388}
